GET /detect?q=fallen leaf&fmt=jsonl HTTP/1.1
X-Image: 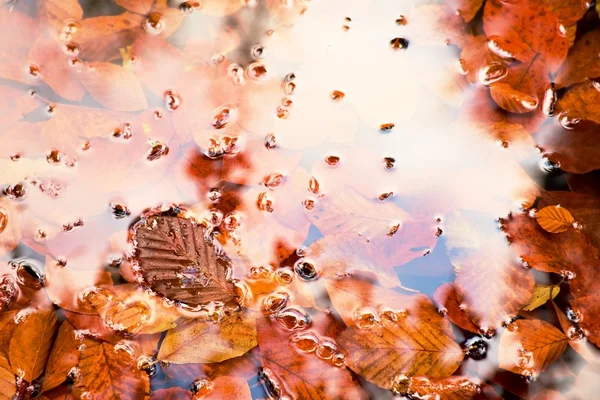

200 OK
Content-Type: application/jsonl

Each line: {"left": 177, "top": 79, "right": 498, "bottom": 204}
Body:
{"left": 522, "top": 284, "right": 560, "bottom": 311}
{"left": 77, "top": 62, "right": 147, "bottom": 111}
{"left": 132, "top": 214, "right": 239, "bottom": 307}
{"left": 453, "top": 236, "right": 534, "bottom": 331}
{"left": 338, "top": 296, "right": 464, "bottom": 389}
{"left": 483, "top": 0, "right": 568, "bottom": 73}
{"left": 9, "top": 307, "right": 58, "bottom": 382}
{"left": 0, "top": 198, "right": 22, "bottom": 258}
{"left": 257, "top": 314, "right": 367, "bottom": 399}
{"left": 158, "top": 311, "right": 257, "bottom": 364}
{"left": 556, "top": 28, "right": 600, "bottom": 88}
{"left": 28, "top": 37, "right": 85, "bottom": 101}
{"left": 150, "top": 388, "right": 192, "bottom": 400}
{"left": 448, "top": 0, "right": 484, "bottom": 23}
{"left": 0, "top": 8, "right": 38, "bottom": 83}
{"left": 39, "top": 0, "right": 83, "bottom": 37}
{"left": 77, "top": 338, "right": 150, "bottom": 399}
{"left": 115, "top": 0, "right": 154, "bottom": 15}
{"left": 0, "top": 355, "right": 15, "bottom": 400}
{"left": 543, "top": 0, "right": 589, "bottom": 25}
{"left": 433, "top": 283, "right": 481, "bottom": 334}
{"left": 459, "top": 35, "right": 503, "bottom": 85}
{"left": 41, "top": 321, "right": 82, "bottom": 392}
{"left": 204, "top": 376, "right": 251, "bottom": 400}
{"left": 535, "top": 205, "right": 575, "bottom": 233}
{"left": 555, "top": 81, "right": 600, "bottom": 124}
{"left": 499, "top": 319, "right": 568, "bottom": 376}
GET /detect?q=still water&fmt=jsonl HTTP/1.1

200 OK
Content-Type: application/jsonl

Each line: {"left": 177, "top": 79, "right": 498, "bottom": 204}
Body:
{"left": 0, "top": 0, "right": 598, "bottom": 399}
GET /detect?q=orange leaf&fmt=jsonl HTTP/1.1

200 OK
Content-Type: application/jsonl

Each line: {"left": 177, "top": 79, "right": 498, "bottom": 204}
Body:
{"left": 447, "top": 0, "right": 484, "bottom": 23}
{"left": 77, "top": 338, "right": 149, "bottom": 398}
{"left": 115, "top": 0, "right": 154, "bottom": 15}
{"left": 556, "top": 81, "right": 600, "bottom": 124}
{"left": 150, "top": 388, "right": 192, "bottom": 400}
{"left": 39, "top": 0, "right": 83, "bottom": 36}
{"left": 433, "top": 283, "right": 481, "bottom": 334}
{"left": 483, "top": 0, "right": 568, "bottom": 73}
{"left": 204, "top": 376, "right": 251, "bottom": 400}
{"left": 158, "top": 311, "right": 257, "bottom": 364}
{"left": 257, "top": 313, "right": 367, "bottom": 399}
{"left": 9, "top": 307, "right": 58, "bottom": 382}
{"left": 535, "top": 205, "right": 575, "bottom": 233}
{"left": 0, "top": 355, "right": 15, "bottom": 400}
{"left": 0, "top": 8, "right": 38, "bottom": 83}
{"left": 499, "top": 319, "right": 568, "bottom": 376}
{"left": 392, "top": 375, "right": 480, "bottom": 399}
{"left": 77, "top": 62, "right": 147, "bottom": 111}
{"left": 490, "top": 83, "right": 540, "bottom": 114}
{"left": 41, "top": 321, "right": 81, "bottom": 392}
{"left": 556, "top": 29, "right": 600, "bottom": 88}
{"left": 338, "top": 296, "right": 464, "bottom": 389}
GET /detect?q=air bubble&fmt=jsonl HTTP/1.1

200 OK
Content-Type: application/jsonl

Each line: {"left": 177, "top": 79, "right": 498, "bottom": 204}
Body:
{"left": 5, "top": 183, "right": 26, "bottom": 199}
{"left": 14, "top": 261, "right": 44, "bottom": 290}
{"left": 252, "top": 44, "right": 265, "bottom": 59}
{"left": 294, "top": 260, "right": 318, "bottom": 281}
{"left": 316, "top": 339, "right": 338, "bottom": 360}
{"left": 110, "top": 202, "right": 130, "bottom": 219}
{"left": 147, "top": 142, "right": 169, "bottom": 161}
{"left": 248, "top": 62, "right": 268, "bottom": 80}
{"left": 136, "top": 356, "right": 157, "bottom": 376}
{"left": 222, "top": 212, "right": 241, "bottom": 231}
{"left": 212, "top": 105, "right": 237, "bottom": 129}
{"left": 275, "top": 308, "right": 310, "bottom": 330}
{"left": 262, "top": 292, "right": 289, "bottom": 314}
{"left": 164, "top": 90, "right": 181, "bottom": 111}
{"left": 325, "top": 155, "right": 340, "bottom": 166}
{"left": 463, "top": 337, "right": 487, "bottom": 360}
{"left": 390, "top": 37, "right": 409, "bottom": 50}
{"left": 290, "top": 332, "right": 319, "bottom": 352}
{"left": 264, "top": 173, "right": 284, "bottom": 188}
{"left": 143, "top": 13, "right": 165, "bottom": 35}
{"left": 330, "top": 90, "right": 345, "bottom": 101}
{"left": 265, "top": 133, "right": 278, "bottom": 150}
{"left": 257, "top": 192, "right": 274, "bottom": 212}
{"left": 354, "top": 308, "right": 378, "bottom": 329}
{"left": 179, "top": 1, "right": 201, "bottom": 14}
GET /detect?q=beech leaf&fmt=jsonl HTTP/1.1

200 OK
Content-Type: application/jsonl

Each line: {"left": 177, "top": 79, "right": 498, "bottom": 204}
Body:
{"left": 0, "top": 355, "right": 15, "bottom": 400}
{"left": 41, "top": 321, "right": 81, "bottom": 392}
{"left": 535, "top": 205, "right": 575, "bottom": 233}
{"left": 158, "top": 311, "right": 257, "bottom": 364}
{"left": 522, "top": 284, "right": 560, "bottom": 312}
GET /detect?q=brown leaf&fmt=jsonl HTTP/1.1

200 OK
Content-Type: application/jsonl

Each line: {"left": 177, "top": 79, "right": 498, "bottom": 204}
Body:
{"left": 338, "top": 296, "right": 464, "bottom": 389}
{"left": 158, "top": 311, "right": 257, "bottom": 364}
{"left": 77, "top": 62, "right": 147, "bottom": 111}
{"left": 453, "top": 236, "right": 534, "bottom": 331}
{"left": 447, "top": 0, "right": 484, "bottom": 23}
{"left": 257, "top": 314, "right": 367, "bottom": 399}
{"left": 556, "top": 81, "right": 600, "bottom": 124}
{"left": 550, "top": 302, "right": 599, "bottom": 364}
{"left": 522, "top": 284, "right": 560, "bottom": 312}
{"left": 433, "top": 283, "right": 481, "bottom": 334}
{"left": 535, "top": 119, "right": 600, "bottom": 174}
{"left": 542, "top": 0, "right": 589, "bottom": 26}
{"left": 77, "top": 338, "right": 149, "bottom": 399}
{"left": 9, "top": 307, "right": 58, "bottom": 382}
{"left": 0, "top": 311, "right": 17, "bottom": 359}
{"left": 77, "top": 13, "right": 145, "bottom": 62}
{"left": 42, "top": 321, "right": 81, "bottom": 392}
{"left": 535, "top": 206, "right": 575, "bottom": 233}
{"left": 204, "top": 377, "right": 251, "bottom": 400}
{"left": 132, "top": 214, "right": 239, "bottom": 307}
{"left": 537, "top": 191, "right": 600, "bottom": 242}
{"left": 115, "top": 0, "right": 154, "bottom": 15}
{"left": 499, "top": 319, "right": 568, "bottom": 376}
{"left": 39, "top": 0, "right": 83, "bottom": 36}
{"left": 483, "top": 0, "right": 568, "bottom": 73}
{"left": 0, "top": 199, "right": 22, "bottom": 258}
{"left": 150, "top": 388, "right": 192, "bottom": 400}
{"left": 0, "top": 8, "right": 38, "bottom": 83}
{"left": 392, "top": 375, "right": 480, "bottom": 399}
{"left": 490, "top": 82, "right": 540, "bottom": 114}
{"left": 0, "top": 355, "right": 15, "bottom": 400}
{"left": 556, "top": 29, "right": 600, "bottom": 88}
{"left": 459, "top": 35, "right": 502, "bottom": 84}
{"left": 566, "top": 170, "right": 600, "bottom": 198}
{"left": 28, "top": 37, "right": 85, "bottom": 101}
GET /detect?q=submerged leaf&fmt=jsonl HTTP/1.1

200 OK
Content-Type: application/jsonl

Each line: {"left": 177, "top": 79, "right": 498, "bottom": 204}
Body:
{"left": 41, "top": 321, "right": 81, "bottom": 392}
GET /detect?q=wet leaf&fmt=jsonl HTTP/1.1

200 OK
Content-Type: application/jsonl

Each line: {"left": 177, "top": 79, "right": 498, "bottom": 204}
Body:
{"left": 542, "top": 0, "right": 589, "bottom": 26}
{"left": 132, "top": 214, "right": 239, "bottom": 307}
{"left": 338, "top": 296, "right": 464, "bottom": 389}
{"left": 77, "top": 338, "right": 149, "bottom": 399}
{"left": 41, "top": 321, "right": 81, "bottom": 392}
{"left": 257, "top": 314, "right": 367, "bottom": 399}
{"left": 0, "top": 8, "right": 38, "bottom": 83}
{"left": 9, "top": 307, "right": 58, "bottom": 382}
{"left": 483, "top": 0, "right": 568, "bottom": 73}
{"left": 392, "top": 375, "right": 480, "bottom": 399}
{"left": 77, "top": 62, "right": 147, "bottom": 111}
{"left": 39, "top": 0, "right": 83, "bottom": 36}
{"left": 499, "top": 319, "right": 568, "bottom": 376}
{"left": 433, "top": 283, "right": 481, "bottom": 334}
{"left": 448, "top": 0, "right": 484, "bottom": 23}
{"left": 115, "top": 0, "right": 154, "bottom": 15}
{"left": 150, "top": 388, "right": 192, "bottom": 400}
{"left": 0, "top": 355, "right": 15, "bottom": 400}
{"left": 522, "top": 284, "right": 560, "bottom": 312}
{"left": 453, "top": 236, "right": 534, "bottom": 331}
{"left": 158, "top": 311, "right": 257, "bottom": 364}
{"left": 535, "top": 206, "right": 575, "bottom": 233}
{"left": 0, "top": 199, "right": 22, "bottom": 258}
{"left": 556, "top": 29, "right": 600, "bottom": 88}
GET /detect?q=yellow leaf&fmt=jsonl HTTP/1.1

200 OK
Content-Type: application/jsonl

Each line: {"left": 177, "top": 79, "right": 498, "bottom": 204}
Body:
{"left": 523, "top": 284, "right": 560, "bottom": 311}
{"left": 536, "top": 205, "right": 575, "bottom": 233}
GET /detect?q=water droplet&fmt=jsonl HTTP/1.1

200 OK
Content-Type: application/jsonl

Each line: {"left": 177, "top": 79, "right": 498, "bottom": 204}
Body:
{"left": 5, "top": 183, "right": 26, "bottom": 200}
{"left": 325, "top": 155, "right": 340, "bottom": 166}
{"left": 222, "top": 212, "right": 241, "bottom": 231}
{"left": 294, "top": 260, "right": 318, "bottom": 281}
{"left": 179, "top": 1, "right": 201, "bottom": 14}
{"left": 379, "top": 123, "right": 395, "bottom": 133}
{"left": 559, "top": 111, "right": 581, "bottom": 129}
{"left": 383, "top": 157, "right": 396, "bottom": 170}
{"left": 27, "top": 64, "right": 41, "bottom": 79}
{"left": 396, "top": 15, "right": 407, "bottom": 25}
{"left": 282, "top": 81, "right": 296, "bottom": 96}
{"left": 252, "top": 44, "right": 265, "bottom": 59}
{"left": 542, "top": 84, "right": 557, "bottom": 117}
{"left": 477, "top": 62, "right": 508, "bottom": 86}
{"left": 330, "top": 90, "right": 345, "bottom": 101}
{"left": 212, "top": 105, "right": 237, "bottom": 129}
{"left": 191, "top": 378, "right": 212, "bottom": 396}
{"left": 147, "top": 141, "right": 169, "bottom": 161}
{"left": 222, "top": 135, "right": 241, "bottom": 155}
{"left": 0, "top": 275, "right": 17, "bottom": 311}
{"left": 143, "top": 12, "right": 165, "bottom": 35}
{"left": 265, "top": 133, "right": 278, "bottom": 150}
{"left": 379, "top": 307, "right": 398, "bottom": 324}
{"left": 566, "top": 308, "right": 581, "bottom": 323}
{"left": 390, "top": 37, "right": 409, "bottom": 50}
{"left": 66, "top": 367, "right": 81, "bottom": 383}
{"left": 62, "top": 42, "right": 80, "bottom": 56}
{"left": 354, "top": 308, "right": 378, "bottom": 329}
{"left": 302, "top": 199, "right": 315, "bottom": 210}
{"left": 109, "top": 202, "right": 130, "bottom": 219}
{"left": 262, "top": 292, "right": 289, "bottom": 314}
{"left": 463, "top": 337, "right": 487, "bottom": 360}
{"left": 9, "top": 153, "right": 20, "bottom": 162}
{"left": 164, "top": 90, "right": 181, "bottom": 111}
{"left": 207, "top": 209, "right": 223, "bottom": 226}
{"left": 259, "top": 368, "right": 284, "bottom": 399}
{"left": 264, "top": 173, "right": 284, "bottom": 188}
{"left": 257, "top": 192, "right": 274, "bottom": 213}
{"left": 290, "top": 332, "right": 319, "bottom": 352}
{"left": 378, "top": 192, "right": 393, "bottom": 201}
{"left": 487, "top": 36, "right": 516, "bottom": 60}
{"left": 387, "top": 223, "right": 400, "bottom": 236}
{"left": 77, "top": 287, "right": 113, "bottom": 312}
{"left": 248, "top": 62, "right": 268, "bottom": 80}
{"left": 136, "top": 356, "right": 157, "bottom": 376}
{"left": 456, "top": 58, "right": 468, "bottom": 75}
{"left": 435, "top": 227, "right": 443, "bottom": 237}
{"left": 105, "top": 301, "right": 152, "bottom": 333}
{"left": 46, "top": 149, "right": 62, "bottom": 164}
{"left": 275, "top": 308, "right": 310, "bottom": 330}
{"left": 276, "top": 106, "right": 289, "bottom": 119}
{"left": 539, "top": 157, "right": 561, "bottom": 173}
{"left": 14, "top": 261, "right": 44, "bottom": 290}
{"left": 275, "top": 267, "right": 295, "bottom": 285}
{"left": 0, "top": 208, "right": 7, "bottom": 234}
{"left": 316, "top": 339, "right": 338, "bottom": 360}
{"left": 281, "top": 97, "right": 293, "bottom": 108}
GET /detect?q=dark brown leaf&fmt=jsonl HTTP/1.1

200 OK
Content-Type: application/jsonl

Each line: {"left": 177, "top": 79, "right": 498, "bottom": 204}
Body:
{"left": 132, "top": 214, "right": 239, "bottom": 307}
{"left": 433, "top": 283, "right": 480, "bottom": 334}
{"left": 556, "top": 29, "right": 600, "bottom": 88}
